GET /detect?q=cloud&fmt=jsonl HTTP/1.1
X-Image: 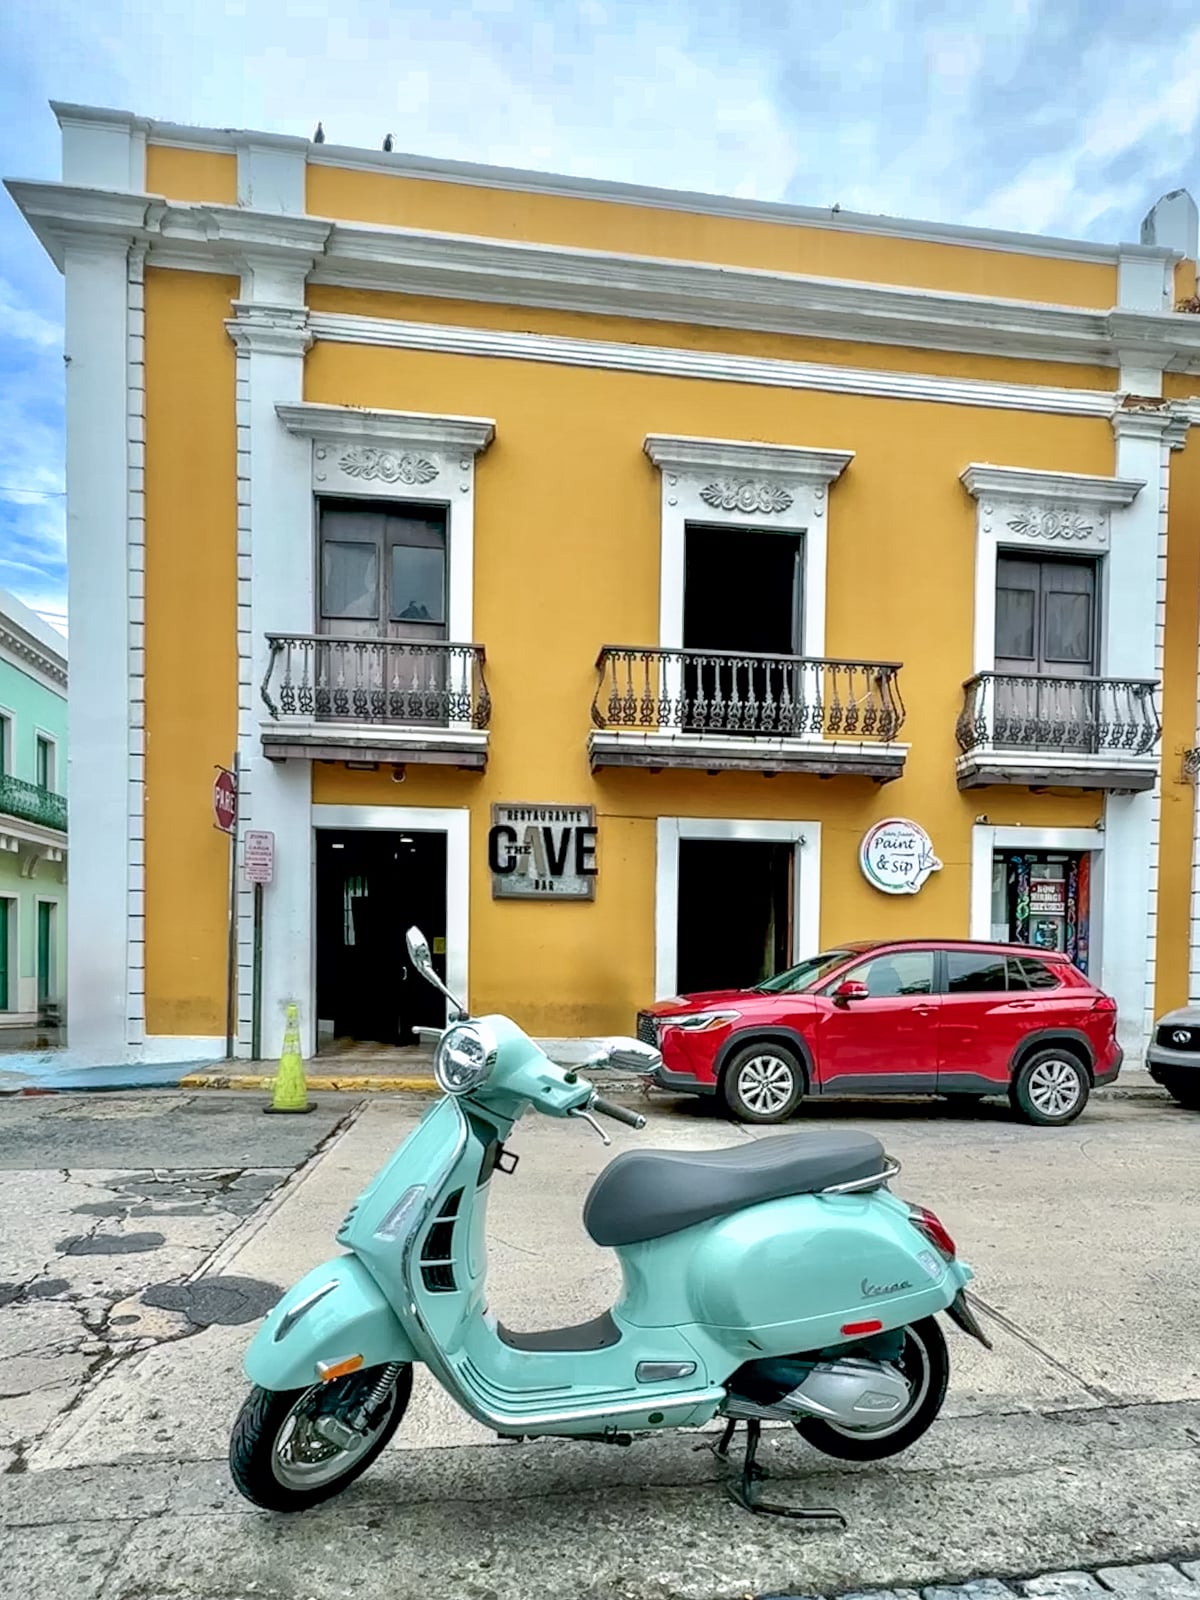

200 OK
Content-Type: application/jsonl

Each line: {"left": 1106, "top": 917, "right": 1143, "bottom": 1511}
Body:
{"left": 4, "top": 0, "right": 1200, "bottom": 623}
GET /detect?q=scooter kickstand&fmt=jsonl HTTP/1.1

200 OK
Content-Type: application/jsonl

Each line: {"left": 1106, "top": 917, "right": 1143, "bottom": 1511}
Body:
{"left": 725, "top": 1420, "right": 847, "bottom": 1528}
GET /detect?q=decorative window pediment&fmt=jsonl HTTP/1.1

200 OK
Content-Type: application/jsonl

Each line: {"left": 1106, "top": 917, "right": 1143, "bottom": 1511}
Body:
{"left": 960, "top": 463, "right": 1143, "bottom": 557}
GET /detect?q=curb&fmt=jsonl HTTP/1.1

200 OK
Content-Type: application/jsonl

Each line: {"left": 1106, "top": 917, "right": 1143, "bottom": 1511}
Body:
{"left": 178, "top": 1072, "right": 437, "bottom": 1092}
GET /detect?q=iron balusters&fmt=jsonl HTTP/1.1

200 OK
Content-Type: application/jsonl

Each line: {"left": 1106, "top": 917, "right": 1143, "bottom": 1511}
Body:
{"left": 591, "top": 647, "right": 905, "bottom": 741}
{"left": 261, "top": 636, "right": 491, "bottom": 731}
{"left": 956, "top": 672, "right": 1160, "bottom": 756}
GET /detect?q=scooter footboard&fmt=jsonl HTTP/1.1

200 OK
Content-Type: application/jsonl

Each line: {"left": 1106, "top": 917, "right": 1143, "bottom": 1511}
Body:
{"left": 245, "top": 1255, "right": 417, "bottom": 1393}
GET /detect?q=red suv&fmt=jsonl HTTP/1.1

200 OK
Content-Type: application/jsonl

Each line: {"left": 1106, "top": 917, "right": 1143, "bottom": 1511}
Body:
{"left": 638, "top": 940, "right": 1121, "bottom": 1127}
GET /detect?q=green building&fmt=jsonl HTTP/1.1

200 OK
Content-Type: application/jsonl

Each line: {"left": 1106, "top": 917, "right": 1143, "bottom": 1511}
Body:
{"left": 0, "top": 590, "right": 67, "bottom": 1036}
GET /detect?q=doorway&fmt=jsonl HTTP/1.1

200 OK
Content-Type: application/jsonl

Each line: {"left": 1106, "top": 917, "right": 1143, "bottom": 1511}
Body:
{"left": 676, "top": 839, "right": 793, "bottom": 995}
{"left": 682, "top": 525, "right": 803, "bottom": 733}
{"left": 315, "top": 829, "right": 448, "bottom": 1047}
{"left": 994, "top": 554, "right": 1098, "bottom": 746}
{"left": 991, "top": 850, "right": 1091, "bottom": 972}
{"left": 36, "top": 901, "right": 56, "bottom": 1012}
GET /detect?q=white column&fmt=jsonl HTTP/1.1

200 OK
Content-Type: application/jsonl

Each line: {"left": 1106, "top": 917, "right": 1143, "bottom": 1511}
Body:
{"left": 1105, "top": 403, "right": 1182, "bottom": 1059}
{"left": 228, "top": 261, "right": 317, "bottom": 1061}
{"left": 63, "top": 239, "right": 136, "bottom": 1061}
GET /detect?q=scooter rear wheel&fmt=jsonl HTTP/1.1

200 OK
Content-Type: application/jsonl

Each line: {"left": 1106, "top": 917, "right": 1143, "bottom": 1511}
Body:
{"left": 794, "top": 1318, "right": 948, "bottom": 1461}
{"left": 230, "top": 1362, "right": 412, "bottom": 1512}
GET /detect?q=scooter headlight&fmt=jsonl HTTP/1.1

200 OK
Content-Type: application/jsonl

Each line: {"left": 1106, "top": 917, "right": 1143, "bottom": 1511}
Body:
{"left": 434, "top": 1022, "right": 497, "bottom": 1096}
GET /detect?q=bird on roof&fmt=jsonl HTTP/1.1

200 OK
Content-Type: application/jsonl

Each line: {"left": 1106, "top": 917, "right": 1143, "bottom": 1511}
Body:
{"left": 313, "top": 121, "right": 325, "bottom": 144}
{"left": 383, "top": 133, "right": 394, "bottom": 152}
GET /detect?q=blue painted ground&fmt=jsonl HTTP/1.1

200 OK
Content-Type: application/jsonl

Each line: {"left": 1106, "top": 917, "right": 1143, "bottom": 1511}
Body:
{"left": 0, "top": 1053, "right": 192, "bottom": 1093}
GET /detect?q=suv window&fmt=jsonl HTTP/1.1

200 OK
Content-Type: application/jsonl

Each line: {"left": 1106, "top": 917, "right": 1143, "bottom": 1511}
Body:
{"left": 946, "top": 951, "right": 1007, "bottom": 993}
{"left": 840, "top": 950, "right": 934, "bottom": 998}
{"left": 1007, "top": 956, "right": 1061, "bottom": 991}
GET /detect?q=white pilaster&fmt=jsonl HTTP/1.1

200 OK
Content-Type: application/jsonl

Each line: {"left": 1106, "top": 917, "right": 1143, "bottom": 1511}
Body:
{"left": 64, "top": 239, "right": 136, "bottom": 1060}
{"left": 227, "top": 262, "right": 316, "bottom": 1060}
{"left": 1107, "top": 401, "right": 1188, "bottom": 1058}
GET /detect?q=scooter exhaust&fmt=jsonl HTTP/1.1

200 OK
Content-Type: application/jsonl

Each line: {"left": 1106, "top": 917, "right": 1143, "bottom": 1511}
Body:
{"left": 724, "top": 1357, "right": 911, "bottom": 1426}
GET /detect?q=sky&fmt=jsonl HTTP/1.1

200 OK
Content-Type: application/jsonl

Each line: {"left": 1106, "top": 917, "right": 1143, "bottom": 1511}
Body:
{"left": 4, "top": 0, "right": 1200, "bottom": 638}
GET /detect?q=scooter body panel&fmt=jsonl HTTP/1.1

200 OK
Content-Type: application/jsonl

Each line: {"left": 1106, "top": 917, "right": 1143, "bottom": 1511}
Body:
{"left": 243, "top": 1254, "right": 416, "bottom": 1392}
{"left": 617, "top": 1187, "right": 971, "bottom": 1360}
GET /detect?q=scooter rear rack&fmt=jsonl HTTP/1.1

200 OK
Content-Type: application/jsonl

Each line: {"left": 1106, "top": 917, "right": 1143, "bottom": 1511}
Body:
{"left": 705, "top": 1419, "right": 847, "bottom": 1527}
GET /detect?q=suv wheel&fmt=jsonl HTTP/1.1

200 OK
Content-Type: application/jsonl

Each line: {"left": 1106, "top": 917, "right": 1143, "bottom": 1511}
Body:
{"left": 721, "top": 1043, "right": 804, "bottom": 1124}
{"left": 1010, "top": 1048, "right": 1089, "bottom": 1127}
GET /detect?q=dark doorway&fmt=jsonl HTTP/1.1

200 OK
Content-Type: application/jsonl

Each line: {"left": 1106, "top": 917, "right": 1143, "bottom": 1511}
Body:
{"left": 676, "top": 839, "right": 793, "bottom": 995}
{"left": 994, "top": 554, "right": 1098, "bottom": 746}
{"left": 682, "top": 526, "right": 803, "bottom": 734}
{"left": 316, "top": 829, "right": 448, "bottom": 1047}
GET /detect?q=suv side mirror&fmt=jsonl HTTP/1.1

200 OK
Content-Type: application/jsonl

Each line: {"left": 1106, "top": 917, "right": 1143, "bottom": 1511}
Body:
{"left": 832, "top": 979, "right": 869, "bottom": 1007}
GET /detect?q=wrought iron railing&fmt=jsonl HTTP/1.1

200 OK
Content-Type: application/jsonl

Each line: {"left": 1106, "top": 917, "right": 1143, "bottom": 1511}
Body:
{"left": 261, "top": 636, "right": 491, "bottom": 729}
{"left": 592, "top": 647, "right": 905, "bottom": 740}
{"left": 956, "top": 672, "right": 1160, "bottom": 756}
{"left": 0, "top": 773, "right": 67, "bottom": 831}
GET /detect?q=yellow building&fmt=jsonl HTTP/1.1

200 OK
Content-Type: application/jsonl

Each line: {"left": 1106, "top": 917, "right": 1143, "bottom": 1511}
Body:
{"left": 10, "top": 103, "right": 1200, "bottom": 1067}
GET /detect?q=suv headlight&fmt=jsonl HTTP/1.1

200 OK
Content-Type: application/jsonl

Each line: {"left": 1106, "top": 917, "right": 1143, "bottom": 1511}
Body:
{"left": 434, "top": 1022, "right": 498, "bottom": 1095}
{"left": 670, "top": 1010, "right": 741, "bottom": 1033}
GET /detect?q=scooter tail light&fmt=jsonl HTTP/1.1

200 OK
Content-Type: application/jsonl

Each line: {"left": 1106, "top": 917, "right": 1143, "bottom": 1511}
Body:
{"left": 908, "top": 1204, "right": 956, "bottom": 1261}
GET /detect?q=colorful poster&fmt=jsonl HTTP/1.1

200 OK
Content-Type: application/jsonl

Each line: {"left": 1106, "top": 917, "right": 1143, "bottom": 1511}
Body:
{"left": 1075, "top": 853, "right": 1091, "bottom": 974}
{"left": 1012, "top": 855, "right": 1030, "bottom": 944}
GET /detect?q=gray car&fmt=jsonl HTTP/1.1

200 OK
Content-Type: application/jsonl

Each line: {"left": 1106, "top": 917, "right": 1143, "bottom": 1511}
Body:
{"left": 1147, "top": 1007, "right": 1200, "bottom": 1109}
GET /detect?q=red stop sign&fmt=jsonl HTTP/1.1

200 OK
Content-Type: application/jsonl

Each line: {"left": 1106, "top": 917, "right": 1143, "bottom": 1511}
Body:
{"left": 213, "top": 768, "right": 237, "bottom": 834}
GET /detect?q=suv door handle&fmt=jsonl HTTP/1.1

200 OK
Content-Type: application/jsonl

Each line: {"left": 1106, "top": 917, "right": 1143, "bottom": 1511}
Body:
{"left": 913, "top": 1004, "right": 934, "bottom": 1016}
{"left": 1008, "top": 1000, "right": 1036, "bottom": 1009}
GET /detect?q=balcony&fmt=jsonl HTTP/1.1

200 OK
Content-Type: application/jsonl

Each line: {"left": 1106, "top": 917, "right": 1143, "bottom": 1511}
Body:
{"left": 955, "top": 672, "right": 1161, "bottom": 791}
{"left": 260, "top": 635, "right": 491, "bottom": 769}
{"left": 589, "top": 647, "right": 907, "bottom": 780}
{"left": 0, "top": 774, "right": 67, "bottom": 833}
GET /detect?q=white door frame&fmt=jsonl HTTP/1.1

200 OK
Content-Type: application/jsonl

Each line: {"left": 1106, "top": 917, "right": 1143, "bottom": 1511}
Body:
{"left": 970, "top": 824, "right": 1105, "bottom": 973}
{"left": 311, "top": 804, "right": 471, "bottom": 1017}
{"left": 655, "top": 817, "right": 822, "bottom": 1000}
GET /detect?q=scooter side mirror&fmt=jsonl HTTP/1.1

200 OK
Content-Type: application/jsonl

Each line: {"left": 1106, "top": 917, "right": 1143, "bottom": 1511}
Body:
{"left": 406, "top": 926, "right": 435, "bottom": 977}
{"left": 405, "top": 925, "right": 469, "bottom": 1020}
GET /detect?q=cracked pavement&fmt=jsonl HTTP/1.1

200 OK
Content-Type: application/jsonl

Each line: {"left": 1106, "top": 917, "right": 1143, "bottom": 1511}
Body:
{"left": 2, "top": 1084, "right": 1200, "bottom": 1599}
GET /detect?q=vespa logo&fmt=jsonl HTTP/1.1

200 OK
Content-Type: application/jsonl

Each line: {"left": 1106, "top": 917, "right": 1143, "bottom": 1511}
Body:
{"left": 861, "top": 1277, "right": 913, "bottom": 1298}
{"left": 1173, "top": 1029, "right": 1193, "bottom": 1045}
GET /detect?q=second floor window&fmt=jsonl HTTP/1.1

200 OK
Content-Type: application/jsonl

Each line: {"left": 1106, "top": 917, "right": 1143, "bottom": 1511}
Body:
{"left": 319, "top": 500, "right": 448, "bottom": 641}
{"left": 36, "top": 736, "right": 55, "bottom": 792}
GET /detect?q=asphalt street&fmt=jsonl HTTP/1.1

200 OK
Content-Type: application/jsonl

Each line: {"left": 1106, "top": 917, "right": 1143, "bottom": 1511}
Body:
{"left": 2, "top": 1081, "right": 1199, "bottom": 1600}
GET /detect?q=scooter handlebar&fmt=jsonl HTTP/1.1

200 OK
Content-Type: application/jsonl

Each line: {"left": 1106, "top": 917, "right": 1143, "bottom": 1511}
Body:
{"left": 590, "top": 1094, "right": 646, "bottom": 1132}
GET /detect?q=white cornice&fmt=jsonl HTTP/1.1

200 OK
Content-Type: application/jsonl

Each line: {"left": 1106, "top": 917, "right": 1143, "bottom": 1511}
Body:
{"left": 11, "top": 181, "right": 1200, "bottom": 372}
{"left": 226, "top": 304, "right": 313, "bottom": 356}
{"left": 310, "top": 310, "right": 1122, "bottom": 419}
{"left": 0, "top": 619, "right": 68, "bottom": 691}
{"left": 311, "top": 222, "right": 1196, "bottom": 370}
{"left": 644, "top": 434, "right": 853, "bottom": 485}
{"left": 1111, "top": 400, "right": 1192, "bottom": 449}
{"left": 960, "top": 464, "right": 1145, "bottom": 507}
{"left": 44, "top": 102, "right": 1177, "bottom": 268}
{"left": 276, "top": 402, "right": 495, "bottom": 456}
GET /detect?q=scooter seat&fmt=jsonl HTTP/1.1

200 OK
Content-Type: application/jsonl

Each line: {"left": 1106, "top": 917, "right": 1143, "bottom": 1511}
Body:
{"left": 582, "top": 1131, "right": 887, "bottom": 1247}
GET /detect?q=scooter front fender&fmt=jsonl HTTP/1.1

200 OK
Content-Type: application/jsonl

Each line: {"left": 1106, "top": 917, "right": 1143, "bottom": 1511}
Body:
{"left": 245, "top": 1255, "right": 417, "bottom": 1393}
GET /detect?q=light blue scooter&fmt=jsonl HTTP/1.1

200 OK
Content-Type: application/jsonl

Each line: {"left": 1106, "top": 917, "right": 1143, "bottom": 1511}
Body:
{"left": 230, "top": 927, "right": 990, "bottom": 1521}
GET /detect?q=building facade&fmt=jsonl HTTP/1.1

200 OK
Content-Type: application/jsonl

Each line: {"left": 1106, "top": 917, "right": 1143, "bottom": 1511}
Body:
{"left": 11, "top": 102, "right": 1200, "bottom": 1066}
{"left": 0, "top": 589, "right": 68, "bottom": 1033}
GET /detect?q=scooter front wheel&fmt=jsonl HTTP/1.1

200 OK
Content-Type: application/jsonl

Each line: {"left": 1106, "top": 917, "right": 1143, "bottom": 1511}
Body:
{"left": 229, "top": 1362, "right": 413, "bottom": 1512}
{"left": 794, "top": 1318, "right": 948, "bottom": 1462}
